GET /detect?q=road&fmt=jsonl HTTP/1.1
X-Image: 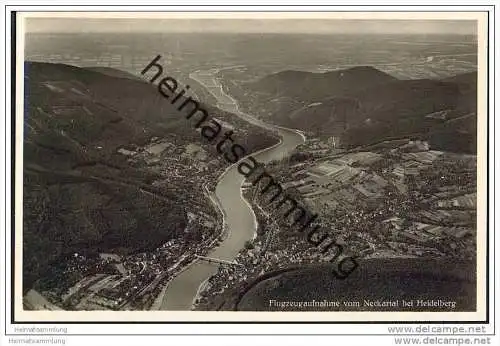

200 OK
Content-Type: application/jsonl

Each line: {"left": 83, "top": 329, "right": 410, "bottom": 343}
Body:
{"left": 160, "top": 67, "right": 305, "bottom": 310}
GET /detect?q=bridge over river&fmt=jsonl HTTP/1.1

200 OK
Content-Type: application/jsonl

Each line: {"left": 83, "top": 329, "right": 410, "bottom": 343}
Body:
{"left": 159, "top": 67, "right": 305, "bottom": 310}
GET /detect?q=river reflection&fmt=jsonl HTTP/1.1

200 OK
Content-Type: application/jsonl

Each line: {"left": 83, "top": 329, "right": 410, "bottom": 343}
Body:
{"left": 160, "top": 68, "right": 304, "bottom": 310}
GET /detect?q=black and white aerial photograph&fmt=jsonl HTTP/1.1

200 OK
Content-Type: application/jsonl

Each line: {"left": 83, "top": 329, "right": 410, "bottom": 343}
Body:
{"left": 16, "top": 12, "right": 487, "bottom": 322}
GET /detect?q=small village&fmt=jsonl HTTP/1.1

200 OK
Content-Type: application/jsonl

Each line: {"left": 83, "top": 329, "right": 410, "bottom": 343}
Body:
{"left": 194, "top": 137, "right": 477, "bottom": 310}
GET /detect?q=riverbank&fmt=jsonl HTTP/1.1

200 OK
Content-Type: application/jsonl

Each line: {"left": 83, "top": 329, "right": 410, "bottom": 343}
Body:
{"left": 158, "top": 66, "right": 305, "bottom": 310}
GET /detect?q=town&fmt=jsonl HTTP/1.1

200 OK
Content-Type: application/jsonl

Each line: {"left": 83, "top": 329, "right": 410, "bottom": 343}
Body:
{"left": 194, "top": 136, "right": 476, "bottom": 310}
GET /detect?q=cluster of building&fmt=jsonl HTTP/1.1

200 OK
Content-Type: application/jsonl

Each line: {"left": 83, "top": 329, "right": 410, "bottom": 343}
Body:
{"left": 58, "top": 219, "right": 222, "bottom": 311}
{"left": 57, "top": 202, "right": 229, "bottom": 311}
{"left": 38, "top": 133, "right": 229, "bottom": 310}
{"left": 195, "top": 137, "right": 477, "bottom": 309}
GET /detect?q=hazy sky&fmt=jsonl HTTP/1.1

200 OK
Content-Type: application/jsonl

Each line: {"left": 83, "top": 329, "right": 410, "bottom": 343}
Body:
{"left": 25, "top": 18, "right": 477, "bottom": 35}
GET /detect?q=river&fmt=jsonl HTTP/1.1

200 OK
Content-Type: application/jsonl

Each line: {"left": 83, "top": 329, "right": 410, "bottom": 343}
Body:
{"left": 160, "top": 67, "right": 305, "bottom": 310}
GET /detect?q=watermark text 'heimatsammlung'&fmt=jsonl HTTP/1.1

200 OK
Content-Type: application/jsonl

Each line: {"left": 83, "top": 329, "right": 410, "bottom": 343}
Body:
{"left": 140, "top": 55, "right": 359, "bottom": 279}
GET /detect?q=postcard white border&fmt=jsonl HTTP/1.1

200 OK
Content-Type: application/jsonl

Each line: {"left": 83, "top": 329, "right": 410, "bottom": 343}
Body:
{"left": 4, "top": 6, "right": 494, "bottom": 330}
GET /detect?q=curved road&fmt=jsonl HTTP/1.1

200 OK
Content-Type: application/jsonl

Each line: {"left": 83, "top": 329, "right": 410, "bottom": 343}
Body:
{"left": 160, "top": 67, "right": 305, "bottom": 310}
